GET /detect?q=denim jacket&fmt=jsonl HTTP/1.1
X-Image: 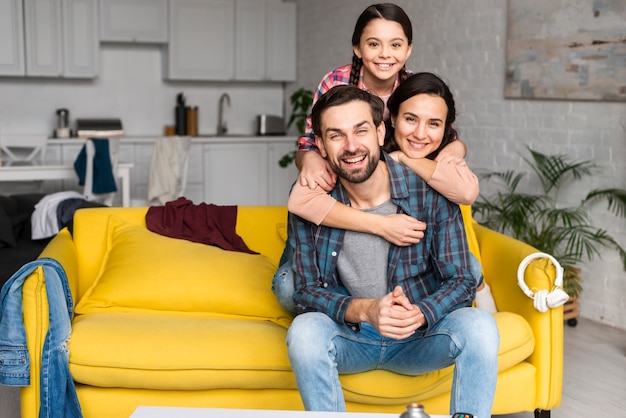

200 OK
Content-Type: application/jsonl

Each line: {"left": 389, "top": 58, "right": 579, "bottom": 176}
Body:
{"left": 0, "top": 258, "right": 83, "bottom": 417}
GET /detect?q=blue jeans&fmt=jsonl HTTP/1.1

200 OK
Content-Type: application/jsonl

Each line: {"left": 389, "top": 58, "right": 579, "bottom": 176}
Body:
{"left": 286, "top": 308, "right": 498, "bottom": 417}
{"left": 272, "top": 253, "right": 485, "bottom": 315}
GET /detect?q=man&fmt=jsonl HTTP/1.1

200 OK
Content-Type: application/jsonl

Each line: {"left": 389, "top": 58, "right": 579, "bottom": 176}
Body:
{"left": 286, "top": 85, "right": 499, "bottom": 417}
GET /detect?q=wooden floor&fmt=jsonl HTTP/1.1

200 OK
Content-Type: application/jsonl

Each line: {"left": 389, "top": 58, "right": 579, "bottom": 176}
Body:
{"left": 496, "top": 317, "right": 626, "bottom": 417}
{"left": 1, "top": 318, "right": 625, "bottom": 418}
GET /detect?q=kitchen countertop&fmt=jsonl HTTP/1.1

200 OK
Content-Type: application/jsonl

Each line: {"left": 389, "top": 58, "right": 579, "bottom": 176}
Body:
{"left": 47, "top": 135, "right": 296, "bottom": 144}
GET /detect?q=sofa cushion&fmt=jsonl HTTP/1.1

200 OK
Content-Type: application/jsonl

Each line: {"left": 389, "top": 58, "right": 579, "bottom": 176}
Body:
{"left": 339, "top": 311, "right": 534, "bottom": 403}
{"left": 69, "top": 312, "right": 295, "bottom": 390}
{"left": 74, "top": 216, "right": 291, "bottom": 327}
{"left": 67, "top": 309, "right": 533, "bottom": 400}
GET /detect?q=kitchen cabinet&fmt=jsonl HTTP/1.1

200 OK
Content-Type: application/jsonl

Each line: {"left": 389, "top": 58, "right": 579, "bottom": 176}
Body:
{"left": 62, "top": 0, "right": 99, "bottom": 77}
{"left": 0, "top": 0, "right": 25, "bottom": 76}
{"left": 203, "top": 142, "right": 269, "bottom": 205}
{"left": 165, "top": 0, "right": 235, "bottom": 81}
{"left": 203, "top": 139, "right": 297, "bottom": 206}
{"left": 235, "top": 0, "right": 296, "bottom": 82}
{"left": 23, "top": 0, "right": 63, "bottom": 76}
{"left": 268, "top": 141, "right": 298, "bottom": 205}
{"left": 43, "top": 137, "right": 296, "bottom": 207}
{"left": 22, "top": 0, "right": 98, "bottom": 78}
{"left": 265, "top": 0, "right": 296, "bottom": 81}
{"left": 99, "top": 0, "right": 168, "bottom": 43}
{"left": 166, "top": 0, "right": 296, "bottom": 82}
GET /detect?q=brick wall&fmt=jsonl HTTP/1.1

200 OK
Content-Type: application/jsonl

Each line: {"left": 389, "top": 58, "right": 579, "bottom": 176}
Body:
{"left": 293, "top": 0, "right": 626, "bottom": 329}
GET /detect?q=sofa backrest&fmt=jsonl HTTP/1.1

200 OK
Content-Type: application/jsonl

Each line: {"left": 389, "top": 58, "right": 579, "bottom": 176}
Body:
{"left": 71, "top": 206, "right": 288, "bottom": 301}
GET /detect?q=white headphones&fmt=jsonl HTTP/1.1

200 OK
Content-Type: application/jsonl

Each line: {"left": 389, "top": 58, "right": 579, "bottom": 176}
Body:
{"left": 517, "top": 252, "right": 569, "bottom": 313}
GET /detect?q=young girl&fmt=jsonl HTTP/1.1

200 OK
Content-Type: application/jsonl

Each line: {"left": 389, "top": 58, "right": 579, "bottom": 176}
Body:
{"left": 276, "top": 72, "right": 497, "bottom": 314}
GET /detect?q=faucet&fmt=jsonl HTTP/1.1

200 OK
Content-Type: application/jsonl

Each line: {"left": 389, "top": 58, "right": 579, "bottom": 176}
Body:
{"left": 217, "top": 93, "right": 231, "bottom": 136}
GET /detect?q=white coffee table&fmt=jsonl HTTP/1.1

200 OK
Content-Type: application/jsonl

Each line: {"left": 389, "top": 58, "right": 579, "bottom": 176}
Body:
{"left": 130, "top": 406, "right": 450, "bottom": 418}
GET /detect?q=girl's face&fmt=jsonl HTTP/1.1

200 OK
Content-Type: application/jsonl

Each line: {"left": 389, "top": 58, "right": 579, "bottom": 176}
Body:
{"left": 391, "top": 93, "right": 448, "bottom": 159}
{"left": 353, "top": 19, "right": 412, "bottom": 85}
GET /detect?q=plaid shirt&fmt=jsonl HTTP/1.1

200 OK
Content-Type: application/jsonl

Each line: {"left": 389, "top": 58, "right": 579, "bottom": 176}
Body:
{"left": 297, "top": 65, "right": 409, "bottom": 152}
{"left": 289, "top": 153, "right": 475, "bottom": 331}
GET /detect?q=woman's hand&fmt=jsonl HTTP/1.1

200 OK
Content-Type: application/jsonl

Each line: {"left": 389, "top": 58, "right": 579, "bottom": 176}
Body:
{"left": 298, "top": 151, "right": 337, "bottom": 191}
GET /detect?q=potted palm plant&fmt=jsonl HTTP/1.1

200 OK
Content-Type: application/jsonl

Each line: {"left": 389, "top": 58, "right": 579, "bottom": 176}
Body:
{"left": 472, "top": 147, "right": 626, "bottom": 326}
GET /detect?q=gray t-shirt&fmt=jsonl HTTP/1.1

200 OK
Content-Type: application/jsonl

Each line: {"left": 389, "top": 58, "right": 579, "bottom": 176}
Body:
{"left": 337, "top": 199, "right": 397, "bottom": 298}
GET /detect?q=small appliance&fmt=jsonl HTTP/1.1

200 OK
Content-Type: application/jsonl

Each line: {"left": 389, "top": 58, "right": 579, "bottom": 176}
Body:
{"left": 257, "top": 115, "right": 286, "bottom": 135}
{"left": 55, "top": 108, "right": 70, "bottom": 138}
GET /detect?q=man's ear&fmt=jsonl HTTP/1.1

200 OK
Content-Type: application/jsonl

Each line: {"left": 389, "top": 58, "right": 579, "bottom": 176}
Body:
{"left": 315, "top": 136, "right": 327, "bottom": 158}
{"left": 377, "top": 121, "right": 386, "bottom": 147}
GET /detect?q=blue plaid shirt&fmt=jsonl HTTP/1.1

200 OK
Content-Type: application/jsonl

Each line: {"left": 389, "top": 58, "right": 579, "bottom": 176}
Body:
{"left": 289, "top": 152, "right": 476, "bottom": 331}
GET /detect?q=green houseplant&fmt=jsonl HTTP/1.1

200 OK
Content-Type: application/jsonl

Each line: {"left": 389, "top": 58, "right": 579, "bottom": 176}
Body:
{"left": 472, "top": 147, "right": 626, "bottom": 318}
{"left": 279, "top": 87, "right": 314, "bottom": 168}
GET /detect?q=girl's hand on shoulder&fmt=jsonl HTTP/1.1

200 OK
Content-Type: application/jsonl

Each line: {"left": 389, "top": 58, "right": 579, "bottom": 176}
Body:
{"left": 299, "top": 151, "right": 337, "bottom": 191}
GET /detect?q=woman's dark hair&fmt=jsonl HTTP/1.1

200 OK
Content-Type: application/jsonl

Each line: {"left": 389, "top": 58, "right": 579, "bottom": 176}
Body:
{"left": 383, "top": 72, "right": 458, "bottom": 160}
{"left": 349, "top": 3, "right": 413, "bottom": 86}
{"left": 311, "top": 86, "right": 384, "bottom": 138}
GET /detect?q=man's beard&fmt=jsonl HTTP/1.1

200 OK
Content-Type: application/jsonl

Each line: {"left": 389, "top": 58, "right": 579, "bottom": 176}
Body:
{"left": 329, "top": 149, "right": 379, "bottom": 184}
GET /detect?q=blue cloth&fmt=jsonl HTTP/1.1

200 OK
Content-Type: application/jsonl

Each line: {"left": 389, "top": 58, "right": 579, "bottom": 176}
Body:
{"left": 290, "top": 152, "right": 476, "bottom": 331}
{"left": 73, "top": 138, "right": 117, "bottom": 194}
{"left": 0, "top": 258, "right": 83, "bottom": 417}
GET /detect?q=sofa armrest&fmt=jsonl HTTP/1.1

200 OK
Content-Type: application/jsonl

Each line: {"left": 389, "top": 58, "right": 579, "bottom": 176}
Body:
{"left": 473, "top": 223, "right": 563, "bottom": 410}
{"left": 20, "top": 228, "right": 78, "bottom": 417}
{"left": 38, "top": 228, "right": 79, "bottom": 299}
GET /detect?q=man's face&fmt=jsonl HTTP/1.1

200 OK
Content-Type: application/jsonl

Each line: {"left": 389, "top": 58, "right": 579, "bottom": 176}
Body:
{"left": 315, "top": 101, "right": 385, "bottom": 184}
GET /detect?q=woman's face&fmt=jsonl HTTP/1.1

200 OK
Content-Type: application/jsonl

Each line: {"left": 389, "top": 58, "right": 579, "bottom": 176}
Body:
{"left": 353, "top": 19, "right": 412, "bottom": 85}
{"left": 391, "top": 93, "right": 448, "bottom": 159}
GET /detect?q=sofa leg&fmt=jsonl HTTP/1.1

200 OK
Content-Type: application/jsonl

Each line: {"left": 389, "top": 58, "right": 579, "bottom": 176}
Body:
{"left": 534, "top": 409, "right": 550, "bottom": 418}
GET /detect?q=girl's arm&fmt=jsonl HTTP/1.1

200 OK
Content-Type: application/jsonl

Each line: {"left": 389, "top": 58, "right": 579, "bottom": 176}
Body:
{"left": 287, "top": 181, "right": 425, "bottom": 246}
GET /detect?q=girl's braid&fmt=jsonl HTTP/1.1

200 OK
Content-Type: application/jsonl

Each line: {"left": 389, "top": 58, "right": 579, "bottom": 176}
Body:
{"left": 349, "top": 54, "right": 362, "bottom": 86}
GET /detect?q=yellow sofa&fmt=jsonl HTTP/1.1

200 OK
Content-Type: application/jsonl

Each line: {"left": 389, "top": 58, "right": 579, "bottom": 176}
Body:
{"left": 18, "top": 206, "right": 563, "bottom": 418}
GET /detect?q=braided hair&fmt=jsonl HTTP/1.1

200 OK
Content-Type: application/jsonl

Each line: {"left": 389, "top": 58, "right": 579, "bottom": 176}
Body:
{"left": 349, "top": 3, "right": 413, "bottom": 86}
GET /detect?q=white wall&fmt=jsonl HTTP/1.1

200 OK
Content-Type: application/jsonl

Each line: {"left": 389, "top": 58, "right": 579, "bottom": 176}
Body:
{"left": 293, "top": 0, "right": 626, "bottom": 329}
{"left": 0, "top": 44, "right": 286, "bottom": 138}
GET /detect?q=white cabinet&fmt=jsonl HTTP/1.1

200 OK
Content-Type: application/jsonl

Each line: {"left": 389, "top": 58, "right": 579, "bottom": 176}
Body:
{"left": 165, "top": 0, "right": 235, "bottom": 81}
{"left": 0, "top": 0, "right": 25, "bottom": 76}
{"left": 62, "top": 0, "right": 99, "bottom": 77}
{"left": 24, "top": 0, "right": 63, "bottom": 76}
{"left": 203, "top": 142, "right": 269, "bottom": 205}
{"left": 99, "top": 0, "right": 168, "bottom": 43}
{"left": 234, "top": 0, "right": 266, "bottom": 81}
{"left": 203, "top": 140, "right": 298, "bottom": 206}
{"left": 268, "top": 141, "right": 298, "bottom": 205}
{"left": 265, "top": 0, "right": 296, "bottom": 81}
{"left": 235, "top": 0, "right": 296, "bottom": 81}
{"left": 23, "top": 0, "right": 98, "bottom": 78}
{"left": 166, "top": 0, "right": 296, "bottom": 82}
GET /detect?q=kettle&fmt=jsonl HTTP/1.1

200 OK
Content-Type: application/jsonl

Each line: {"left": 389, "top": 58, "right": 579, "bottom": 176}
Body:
{"left": 55, "top": 108, "right": 70, "bottom": 138}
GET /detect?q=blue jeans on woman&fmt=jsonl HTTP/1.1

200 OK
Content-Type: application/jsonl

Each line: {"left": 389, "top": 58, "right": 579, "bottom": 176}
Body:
{"left": 286, "top": 308, "right": 499, "bottom": 417}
